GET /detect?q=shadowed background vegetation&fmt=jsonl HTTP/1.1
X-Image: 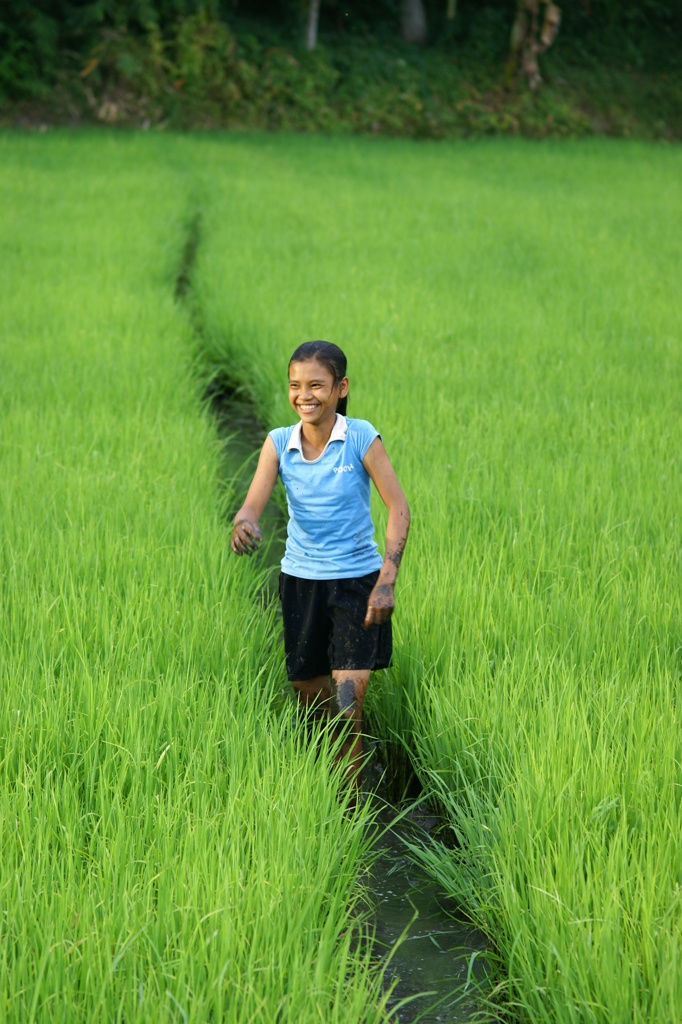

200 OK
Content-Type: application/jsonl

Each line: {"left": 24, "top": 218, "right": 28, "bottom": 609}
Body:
{"left": 2, "top": 0, "right": 681, "bottom": 137}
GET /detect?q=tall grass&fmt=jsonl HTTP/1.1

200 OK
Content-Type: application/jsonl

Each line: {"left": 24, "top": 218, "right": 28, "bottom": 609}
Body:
{"left": 189, "top": 135, "right": 682, "bottom": 1021}
{"left": 2, "top": 129, "right": 680, "bottom": 1021}
{"left": 0, "top": 133, "right": 393, "bottom": 1022}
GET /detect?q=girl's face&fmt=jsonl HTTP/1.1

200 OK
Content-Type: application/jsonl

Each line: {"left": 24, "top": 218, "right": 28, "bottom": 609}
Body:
{"left": 288, "top": 359, "right": 349, "bottom": 425}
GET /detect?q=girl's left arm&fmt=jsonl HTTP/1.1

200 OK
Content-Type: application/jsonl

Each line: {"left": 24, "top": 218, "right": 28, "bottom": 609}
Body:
{"left": 362, "top": 437, "right": 410, "bottom": 629}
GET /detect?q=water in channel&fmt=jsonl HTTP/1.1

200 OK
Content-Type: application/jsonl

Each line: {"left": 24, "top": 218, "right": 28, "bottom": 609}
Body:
{"left": 213, "top": 391, "right": 489, "bottom": 1023}
{"left": 361, "top": 747, "right": 489, "bottom": 1023}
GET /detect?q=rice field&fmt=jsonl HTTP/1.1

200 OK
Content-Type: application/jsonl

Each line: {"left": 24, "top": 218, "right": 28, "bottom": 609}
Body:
{"left": 1, "top": 130, "right": 681, "bottom": 1023}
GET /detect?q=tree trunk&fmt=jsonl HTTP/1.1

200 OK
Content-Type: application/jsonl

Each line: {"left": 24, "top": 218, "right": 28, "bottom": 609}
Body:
{"left": 506, "top": 0, "right": 561, "bottom": 90}
{"left": 401, "top": 0, "right": 427, "bottom": 45}
{"left": 446, "top": 0, "right": 457, "bottom": 20}
{"left": 305, "top": 0, "right": 320, "bottom": 52}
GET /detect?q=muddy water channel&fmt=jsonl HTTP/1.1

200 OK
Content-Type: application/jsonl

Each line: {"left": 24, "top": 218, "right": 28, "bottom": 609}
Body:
{"left": 361, "top": 749, "right": 488, "bottom": 1023}
{"left": 213, "top": 391, "right": 489, "bottom": 1023}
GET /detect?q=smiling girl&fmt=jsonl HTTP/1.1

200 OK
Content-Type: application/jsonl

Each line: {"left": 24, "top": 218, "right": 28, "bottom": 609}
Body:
{"left": 231, "top": 341, "right": 410, "bottom": 791}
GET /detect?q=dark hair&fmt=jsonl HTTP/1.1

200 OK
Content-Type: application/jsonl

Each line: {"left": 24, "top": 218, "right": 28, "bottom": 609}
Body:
{"left": 288, "top": 340, "right": 349, "bottom": 416}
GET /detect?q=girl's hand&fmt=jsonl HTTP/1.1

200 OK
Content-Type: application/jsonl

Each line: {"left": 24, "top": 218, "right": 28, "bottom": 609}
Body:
{"left": 364, "top": 582, "right": 395, "bottom": 629}
{"left": 231, "top": 519, "right": 263, "bottom": 556}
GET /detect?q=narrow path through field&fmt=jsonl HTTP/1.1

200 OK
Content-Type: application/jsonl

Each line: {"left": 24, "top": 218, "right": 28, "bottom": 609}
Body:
{"left": 210, "top": 380, "right": 490, "bottom": 1023}
{"left": 210, "top": 384, "right": 490, "bottom": 1023}
{"left": 175, "top": 218, "right": 490, "bottom": 1023}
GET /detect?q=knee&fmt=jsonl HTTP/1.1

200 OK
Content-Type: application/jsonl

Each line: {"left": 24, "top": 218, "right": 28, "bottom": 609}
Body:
{"left": 333, "top": 677, "right": 358, "bottom": 718}
{"left": 292, "top": 676, "right": 331, "bottom": 699}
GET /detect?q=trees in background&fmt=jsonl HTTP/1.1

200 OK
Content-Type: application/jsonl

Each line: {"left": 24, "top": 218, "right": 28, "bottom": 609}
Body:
{"left": 1, "top": 0, "right": 680, "bottom": 105}
{"left": 305, "top": 0, "right": 320, "bottom": 50}
{"left": 401, "top": 0, "right": 428, "bottom": 45}
{"left": 507, "top": 0, "right": 562, "bottom": 90}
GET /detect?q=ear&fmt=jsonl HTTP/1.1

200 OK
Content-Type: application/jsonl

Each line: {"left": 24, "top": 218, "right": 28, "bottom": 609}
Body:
{"left": 338, "top": 376, "right": 349, "bottom": 398}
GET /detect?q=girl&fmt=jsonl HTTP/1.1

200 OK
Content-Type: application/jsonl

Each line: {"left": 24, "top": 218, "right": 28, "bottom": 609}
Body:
{"left": 231, "top": 341, "right": 410, "bottom": 790}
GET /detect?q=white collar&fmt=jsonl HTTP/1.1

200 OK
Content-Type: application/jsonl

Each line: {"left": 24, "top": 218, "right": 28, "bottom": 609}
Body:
{"left": 287, "top": 414, "right": 348, "bottom": 460}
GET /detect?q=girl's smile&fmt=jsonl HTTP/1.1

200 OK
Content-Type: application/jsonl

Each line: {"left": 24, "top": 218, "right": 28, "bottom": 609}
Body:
{"left": 288, "top": 359, "right": 349, "bottom": 428}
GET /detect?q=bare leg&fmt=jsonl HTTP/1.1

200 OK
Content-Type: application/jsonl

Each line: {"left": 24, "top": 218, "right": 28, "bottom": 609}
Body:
{"left": 331, "top": 669, "right": 370, "bottom": 792}
{"left": 291, "top": 675, "right": 332, "bottom": 723}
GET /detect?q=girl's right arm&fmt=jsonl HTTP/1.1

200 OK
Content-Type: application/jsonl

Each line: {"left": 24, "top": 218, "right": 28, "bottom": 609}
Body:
{"left": 231, "top": 436, "right": 280, "bottom": 556}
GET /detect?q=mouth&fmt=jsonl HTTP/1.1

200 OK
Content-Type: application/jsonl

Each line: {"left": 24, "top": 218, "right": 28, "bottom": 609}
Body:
{"left": 297, "top": 404, "right": 319, "bottom": 413}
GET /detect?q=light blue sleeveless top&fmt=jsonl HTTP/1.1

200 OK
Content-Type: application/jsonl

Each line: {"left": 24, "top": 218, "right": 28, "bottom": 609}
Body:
{"left": 268, "top": 415, "right": 383, "bottom": 580}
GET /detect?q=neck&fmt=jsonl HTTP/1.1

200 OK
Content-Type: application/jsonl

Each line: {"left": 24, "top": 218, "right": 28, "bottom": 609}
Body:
{"left": 301, "top": 410, "right": 337, "bottom": 450}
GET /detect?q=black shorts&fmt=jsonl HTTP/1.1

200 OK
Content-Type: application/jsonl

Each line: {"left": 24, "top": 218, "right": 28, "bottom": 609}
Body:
{"left": 278, "top": 570, "right": 393, "bottom": 681}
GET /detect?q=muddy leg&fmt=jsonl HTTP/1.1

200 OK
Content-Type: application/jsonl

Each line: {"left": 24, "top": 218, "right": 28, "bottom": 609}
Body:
{"left": 331, "top": 669, "right": 370, "bottom": 793}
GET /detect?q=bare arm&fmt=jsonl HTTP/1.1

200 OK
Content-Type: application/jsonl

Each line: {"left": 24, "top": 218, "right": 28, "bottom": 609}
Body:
{"left": 362, "top": 437, "right": 410, "bottom": 627}
{"left": 231, "top": 435, "right": 280, "bottom": 555}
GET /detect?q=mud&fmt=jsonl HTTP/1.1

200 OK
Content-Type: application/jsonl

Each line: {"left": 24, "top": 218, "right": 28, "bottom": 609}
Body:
{"left": 362, "top": 745, "right": 490, "bottom": 1023}
{"left": 334, "top": 677, "right": 358, "bottom": 715}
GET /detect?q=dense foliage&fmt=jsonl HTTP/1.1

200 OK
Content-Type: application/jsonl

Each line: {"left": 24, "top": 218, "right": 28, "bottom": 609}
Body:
{"left": 2, "top": 0, "right": 681, "bottom": 137}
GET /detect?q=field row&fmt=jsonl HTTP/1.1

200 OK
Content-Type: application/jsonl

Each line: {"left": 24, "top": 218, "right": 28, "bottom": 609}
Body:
{"left": 0, "top": 134, "right": 393, "bottom": 1023}
{"left": 192, "top": 135, "right": 682, "bottom": 1023}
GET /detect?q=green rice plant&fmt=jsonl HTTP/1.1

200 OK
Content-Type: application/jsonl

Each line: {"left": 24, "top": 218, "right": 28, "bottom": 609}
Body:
{"left": 3, "top": 128, "right": 680, "bottom": 1022}
{"left": 188, "top": 134, "right": 682, "bottom": 1022}
{"left": 0, "top": 132, "right": 395, "bottom": 1023}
